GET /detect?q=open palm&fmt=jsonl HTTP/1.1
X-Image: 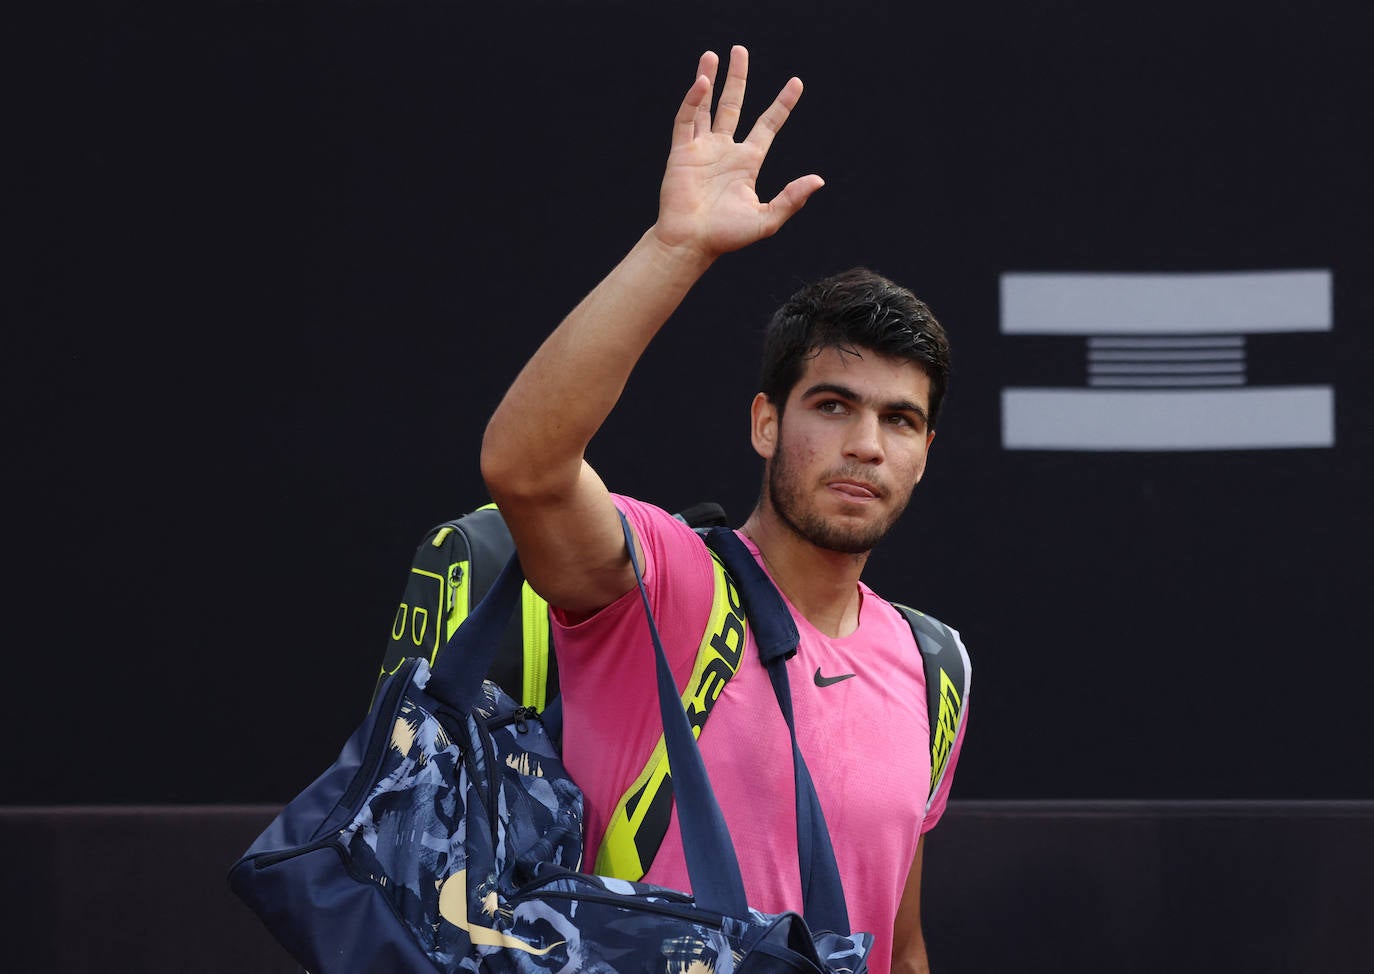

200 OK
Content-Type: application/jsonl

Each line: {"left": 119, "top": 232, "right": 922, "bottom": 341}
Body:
{"left": 653, "top": 46, "right": 824, "bottom": 260}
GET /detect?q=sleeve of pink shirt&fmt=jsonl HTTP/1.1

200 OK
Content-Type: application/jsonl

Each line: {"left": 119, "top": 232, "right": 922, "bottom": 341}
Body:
{"left": 548, "top": 494, "right": 716, "bottom": 682}
{"left": 918, "top": 624, "right": 972, "bottom": 833}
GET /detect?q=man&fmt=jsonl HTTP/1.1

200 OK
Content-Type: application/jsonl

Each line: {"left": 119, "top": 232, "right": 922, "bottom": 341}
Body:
{"left": 480, "top": 45, "right": 967, "bottom": 974}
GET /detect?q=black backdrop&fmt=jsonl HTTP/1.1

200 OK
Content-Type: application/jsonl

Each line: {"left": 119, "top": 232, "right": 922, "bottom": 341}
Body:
{"left": 9, "top": 0, "right": 1371, "bottom": 806}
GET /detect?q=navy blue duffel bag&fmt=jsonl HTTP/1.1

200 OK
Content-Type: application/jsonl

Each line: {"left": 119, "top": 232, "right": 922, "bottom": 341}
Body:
{"left": 229, "top": 514, "right": 873, "bottom": 973}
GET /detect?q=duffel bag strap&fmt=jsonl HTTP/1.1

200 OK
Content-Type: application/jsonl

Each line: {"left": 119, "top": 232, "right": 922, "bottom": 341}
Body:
{"left": 622, "top": 513, "right": 753, "bottom": 919}
{"left": 702, "top": 527, "right": 853, "bottom": 938}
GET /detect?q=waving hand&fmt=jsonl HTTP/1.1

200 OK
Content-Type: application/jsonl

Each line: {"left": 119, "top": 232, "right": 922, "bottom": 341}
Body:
{"left": 652, "top": 46, "right": 824, "bottom": 261}
{"left": 484, "top": 45, "right": 823, "bottom": 614}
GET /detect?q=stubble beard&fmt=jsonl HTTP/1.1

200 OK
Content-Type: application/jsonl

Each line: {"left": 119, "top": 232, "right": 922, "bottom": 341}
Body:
{"left": 765, "top": 443, "right": 913, "bottom": 556}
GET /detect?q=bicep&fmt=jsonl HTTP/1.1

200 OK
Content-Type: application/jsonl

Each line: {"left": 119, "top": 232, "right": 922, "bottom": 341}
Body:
{"left": 891, "top": 835, "right": 929, "bottom": 974}
{"left": 490, "top": 459, "right": 639, "bottom": 616}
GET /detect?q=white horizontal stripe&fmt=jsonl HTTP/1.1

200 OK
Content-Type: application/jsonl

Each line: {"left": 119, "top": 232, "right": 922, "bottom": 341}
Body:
{"left": 1088, "top": 335, "right": 1246, "bottom": 349}
{"left": 1088, "top": 375, "right": 1247, "bottom": 387}
{"left": 1089, "top": 349, "right": 1247, "bottom": 362}
{"left": 1002, "top": 387, "right": 1335, "bottom": 450}
{"left": 1001, "top": 270, "right": 1331, "bottom": 334}
{"left": 1088, "top": 362, "right": 1246, "bottom": 375}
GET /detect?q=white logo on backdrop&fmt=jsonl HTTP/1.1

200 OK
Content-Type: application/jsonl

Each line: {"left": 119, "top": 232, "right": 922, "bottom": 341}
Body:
{"left": 999, "top": 270, "right": 1335, "bottom": 451}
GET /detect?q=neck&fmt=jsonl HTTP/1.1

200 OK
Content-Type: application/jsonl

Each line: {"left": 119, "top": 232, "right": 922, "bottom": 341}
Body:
{"left": 739, "top": 505, "right": 869, "bottom": 638}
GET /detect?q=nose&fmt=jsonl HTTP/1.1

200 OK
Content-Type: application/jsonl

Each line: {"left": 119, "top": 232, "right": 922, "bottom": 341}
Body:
{"left": 843, "top": 411, "right": 884, "bottom": 464}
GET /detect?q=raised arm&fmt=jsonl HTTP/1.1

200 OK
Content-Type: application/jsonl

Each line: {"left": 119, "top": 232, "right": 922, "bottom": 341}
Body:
{"left": 480, "top": 45, "right": 822, "bottom": 614}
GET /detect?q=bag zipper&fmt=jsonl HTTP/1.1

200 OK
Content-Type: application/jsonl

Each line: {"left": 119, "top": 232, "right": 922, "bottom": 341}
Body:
{"left": 512, "top": 886, "right": 724, "bottom": 928}
{"left": 253, "top": 661, "right": 422, "bottom": 868}
{"left": 254, "top": 834, "right": 346, "bottom": 869}
{"left": 509, "top": 872, "right": 722, "bottom": 927}
{"left": 468, "top": 706, "right": 551, "bottom": 851}
{"left": 487, "top": 706, "right": 542, "bottom": 735}
{"left": 467, "top": 716, "right": 501, "bottom": 843}
{"left": 337, "top": 658, "right": 422, "bottom": 814}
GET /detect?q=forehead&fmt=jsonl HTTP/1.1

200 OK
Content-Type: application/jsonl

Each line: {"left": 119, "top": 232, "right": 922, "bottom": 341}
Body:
{"left": 790, "top": 346, "right": 932, "bottom": 412}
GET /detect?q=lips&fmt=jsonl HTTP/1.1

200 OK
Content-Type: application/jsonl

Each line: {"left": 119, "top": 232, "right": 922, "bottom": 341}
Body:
{"left": 827, "top": 479, "right": 882, "bottom": 500}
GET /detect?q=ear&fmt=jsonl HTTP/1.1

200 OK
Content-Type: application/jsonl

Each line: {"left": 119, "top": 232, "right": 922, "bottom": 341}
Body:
{"left": 913, "top": 429, "right": 936, "bottom": 483}
{"left": 750, "top": 393, "right": 779, "bottom": 460}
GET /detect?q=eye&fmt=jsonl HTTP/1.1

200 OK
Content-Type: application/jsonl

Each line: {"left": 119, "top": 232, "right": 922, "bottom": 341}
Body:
{"left": 817, "top": 399, "right": 848, "bottom": 415}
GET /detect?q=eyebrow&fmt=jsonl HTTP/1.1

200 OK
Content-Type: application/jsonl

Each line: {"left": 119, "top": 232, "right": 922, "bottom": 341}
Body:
{"left": 801, "top": 382, "right": 930, "bottom": 426}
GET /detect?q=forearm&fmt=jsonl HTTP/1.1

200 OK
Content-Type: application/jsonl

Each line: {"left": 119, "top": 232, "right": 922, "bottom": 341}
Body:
{"left": 892, "top": 837, "right": 929, "bottom": 974}
{"left": 481, "top": 228, "right": 713, "bottom": 501}
{"left": 892, "top": 944, "right": 930, "bottom": 974}
{"left": 477, "top": 45, "right": 816, "bottom": 610}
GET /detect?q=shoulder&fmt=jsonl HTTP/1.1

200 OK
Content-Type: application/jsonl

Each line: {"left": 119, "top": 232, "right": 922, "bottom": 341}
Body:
{"left": 611, "top": 495, "right": 702, "bottom": 562}
{"left": 860, "top": 588, "right": 973, "bottom": 705}
{"left": 610, "top": 494, "right": 717, "bottom": 603}
{"left": 863, "top": 584, "right": 969, "bottom": 656}
{"left": 611, "top": 494, "right": 684, "bottom": 533}
{"left": 553, "top": 496, "right": 719, "bottom": 672}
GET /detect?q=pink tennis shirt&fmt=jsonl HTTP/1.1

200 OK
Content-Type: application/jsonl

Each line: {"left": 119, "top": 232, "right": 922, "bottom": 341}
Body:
{"left": 552, "top": 496, "right": 968, "bottom": 974}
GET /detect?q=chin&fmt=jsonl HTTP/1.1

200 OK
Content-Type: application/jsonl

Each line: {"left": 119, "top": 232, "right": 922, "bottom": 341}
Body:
{"left": 797, "top": 511, "right": 892, "bottom": 555}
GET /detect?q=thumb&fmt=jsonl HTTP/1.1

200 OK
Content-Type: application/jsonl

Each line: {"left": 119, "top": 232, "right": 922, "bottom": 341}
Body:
{"left": 761, "top": 174, "right": 825, "bottom": 235}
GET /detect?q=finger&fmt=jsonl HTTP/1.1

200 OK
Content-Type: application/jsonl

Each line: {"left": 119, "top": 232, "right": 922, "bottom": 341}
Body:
{"left": 760, "top": 174, "right": 825, "bottom": 236}
{"left": 743, "top": 76, "right": 804, "bottom": 154}
{"left": 694, "top": 50, "right": 719, "bottom": 140}
{"left": 712, "top": 44, "right": 749, "bottom": 138}
{"left": 672, "top": 72, "right": 713, "bottom": 149}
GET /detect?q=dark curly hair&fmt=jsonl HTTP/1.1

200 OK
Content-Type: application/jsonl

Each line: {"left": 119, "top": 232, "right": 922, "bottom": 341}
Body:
{"left": 759, "top": 267, "right": 951, "bottom": 427}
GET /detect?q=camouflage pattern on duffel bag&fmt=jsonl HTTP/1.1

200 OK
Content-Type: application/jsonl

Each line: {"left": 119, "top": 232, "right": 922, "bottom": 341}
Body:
{"left": 464, "top": 866, "right": 873, "bottom": 974}
{"left": 341, "top": 663, "right": 584, "bottom": 967}
{"left": 342, "top": 663, "right": 872, "bottom": 974}
{"left": 229, "top": 656, "right": 583, "bottom": 973}
{"left": 232, "top": 653, "right": 871, "bottom": 973}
